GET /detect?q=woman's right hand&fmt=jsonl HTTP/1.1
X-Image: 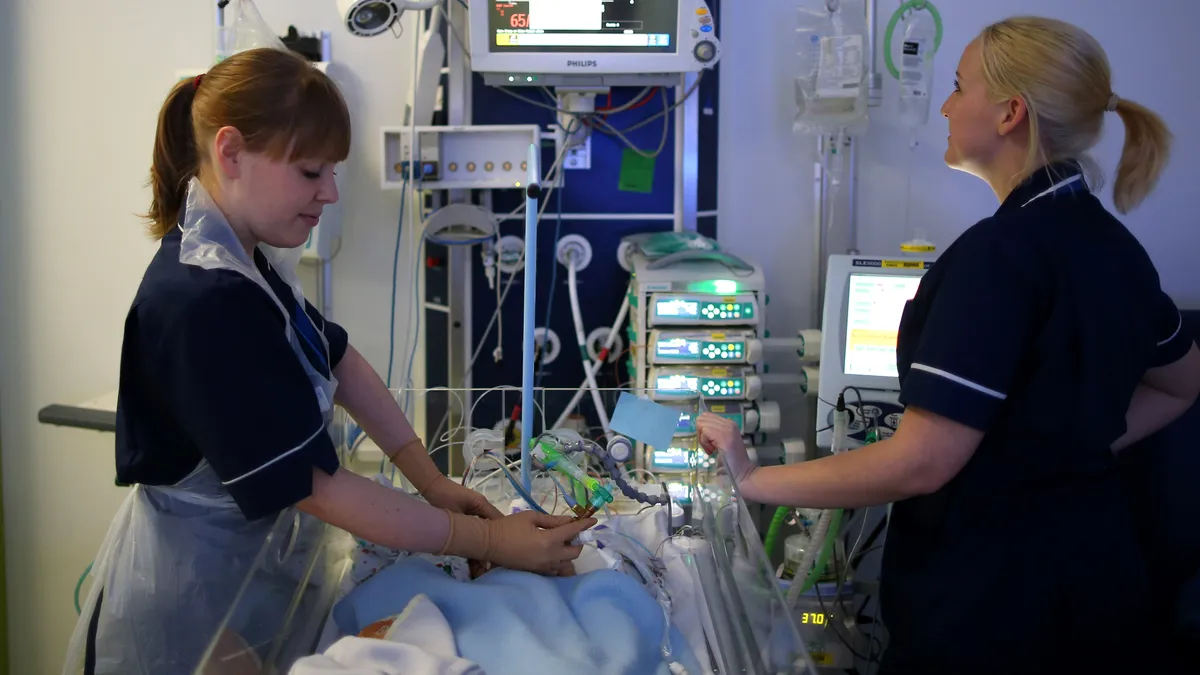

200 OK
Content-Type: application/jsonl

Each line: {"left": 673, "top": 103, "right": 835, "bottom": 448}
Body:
{"left": 486, "top": 511, "right": 596, "bottom": 574}
{"left": 696, "top": 412, "right": 755, "bottom": 484}
{"left": 445, "top": 510, "right": 596, "bottom": 576}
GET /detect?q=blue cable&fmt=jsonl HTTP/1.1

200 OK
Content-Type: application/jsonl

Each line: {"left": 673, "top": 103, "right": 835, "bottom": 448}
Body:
{"left": 536, "top": 176, "right": 564, "bottom": 389}
{"left": 549, "top": 472, "right": 577, "bottom": 509}
{"left": 400, "top": 237, "right": 425, "bottom": 415}
{"left": 386, "top": 179, "right": 408, "bottom": 388}
{"left": 484, "top": 452, "right": 549, "bottom": 513}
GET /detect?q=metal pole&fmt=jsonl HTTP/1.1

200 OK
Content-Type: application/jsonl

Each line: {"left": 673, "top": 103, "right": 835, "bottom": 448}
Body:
{"left": 673, "top": 74, "right": 686, "bottom": 232}
{"left": 813, "top": 135, "right": 826, "bottom": 327}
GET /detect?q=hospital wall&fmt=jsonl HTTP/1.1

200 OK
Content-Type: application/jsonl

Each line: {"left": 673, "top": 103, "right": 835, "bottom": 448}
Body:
{"left": 0, "top": 2, "right": 1197, "bottom": 674}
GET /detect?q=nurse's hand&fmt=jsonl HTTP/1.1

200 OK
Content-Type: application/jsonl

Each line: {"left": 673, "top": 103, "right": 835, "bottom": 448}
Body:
{"left": 696, "top": 412, "right": 755, "bottom": 484}
{"left": 445, "top": 510, "right": 596, "bottom": 575}
{"left": 488, "top": 512, "right": 596, "bottom": 575}
{"left": 422, "top": 474, "right": 505, "bottom": 520}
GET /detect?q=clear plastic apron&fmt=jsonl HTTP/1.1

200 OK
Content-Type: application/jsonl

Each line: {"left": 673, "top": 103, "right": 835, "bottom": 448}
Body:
{"left": 63, "top": 178, "right": 338, "bottom": 675}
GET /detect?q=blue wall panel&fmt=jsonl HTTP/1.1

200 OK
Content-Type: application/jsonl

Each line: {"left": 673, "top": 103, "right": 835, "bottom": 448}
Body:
{"left": 456, "top": 3, "right": 722, "bottom": 430}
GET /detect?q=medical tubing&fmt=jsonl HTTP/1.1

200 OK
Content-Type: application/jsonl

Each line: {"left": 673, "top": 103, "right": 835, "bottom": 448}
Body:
{"left": 786, "top": 507, "right": 842, "bottom": 606}
{"left": 385, "top": 178, "right": 409, "bottom": 388}
{"left": 476, "top": 452, "right": 549, "bottom": 514}
{"left": 764, "top": 506, "right": 791, "bottom": 558}
{"left": 521, "top": 144, "right": 540, "bottom": 492}
{"left": 799, "top": 509, "right": 843, "bottom": 595}
{"left": 587, "top": 443, "right": 667, "bottom": 505}
{"left": 883, "top": 1, "right": 944, "bottom": 80}
{"left": 551, "top": 290, "right": 631, "bottom": 430}
{"left": 568, "top": 258, "right": 612, "bottom": 434}
{"left": 74, "top": 562, "right": 93, "bottom": 615}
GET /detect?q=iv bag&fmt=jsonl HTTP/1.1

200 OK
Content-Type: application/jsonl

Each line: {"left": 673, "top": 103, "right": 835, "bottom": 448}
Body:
{"left": 897, "top": 9, "right": 937, "bottom": 128}
{"left": 794, "top": 0, "right": 869, "bottom": 136}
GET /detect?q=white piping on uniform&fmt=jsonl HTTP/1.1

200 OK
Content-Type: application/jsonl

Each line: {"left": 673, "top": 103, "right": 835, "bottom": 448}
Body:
{"left": 910, "top": 363, "right": 1007, "bottom": 400}
{"left": 1158, "top": 311, "right": 1183, "bottom": 347}
{"left": 1022, "top": 174, "right": 1083, "bottom": 208}
{"left": 222, "top": 424, "right": 325, "bottom": 486}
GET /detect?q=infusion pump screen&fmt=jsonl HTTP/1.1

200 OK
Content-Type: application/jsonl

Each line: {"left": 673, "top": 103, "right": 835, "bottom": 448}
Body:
{"left": 489, "top": 1, "right": 678, "bottom": 53}
{"left": 843, "top": 274, "right": 922, "bottom": 378}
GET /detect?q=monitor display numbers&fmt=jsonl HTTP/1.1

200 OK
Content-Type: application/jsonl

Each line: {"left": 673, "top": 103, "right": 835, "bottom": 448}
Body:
{"left": 489, "top": 0, "right": 678, "bottom": 54}
{"left": 506, "top": 10, "right": 529, "bottom": 29}
{"left": 800, "top": 612, "right": 832, "bottom": 626}
{"left": 843, "top": 274, "right": 921, "bottom": 378}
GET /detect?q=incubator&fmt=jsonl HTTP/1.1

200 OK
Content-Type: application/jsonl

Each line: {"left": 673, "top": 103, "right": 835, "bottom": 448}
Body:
{"left": 186, "top": 387, "right": 820, "bottom": 675}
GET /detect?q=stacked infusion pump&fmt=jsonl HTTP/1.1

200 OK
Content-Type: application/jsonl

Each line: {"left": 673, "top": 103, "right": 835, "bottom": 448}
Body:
{"left": 628, "top": 252, "right": 781, "bottom": 474}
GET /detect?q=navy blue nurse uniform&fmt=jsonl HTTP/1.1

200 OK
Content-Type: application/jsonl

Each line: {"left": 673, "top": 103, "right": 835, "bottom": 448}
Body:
{"left": 115, "top": 225, "right": 349, "bottom": 518}
{"left": 882, "top": 161, "right": 1192, "bottom": 675}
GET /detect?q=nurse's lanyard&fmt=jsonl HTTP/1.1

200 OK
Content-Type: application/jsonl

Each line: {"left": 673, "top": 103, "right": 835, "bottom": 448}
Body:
{"left": 1022, "top": 174, "right": 1085, "bottom": 207}
{"left": 290, "top": 300, "right": 329, "bottom": 373}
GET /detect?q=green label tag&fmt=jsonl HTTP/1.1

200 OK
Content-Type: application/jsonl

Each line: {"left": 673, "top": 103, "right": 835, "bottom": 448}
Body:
{"left": 618, "top": 149, "right": 655, "bottom": 193}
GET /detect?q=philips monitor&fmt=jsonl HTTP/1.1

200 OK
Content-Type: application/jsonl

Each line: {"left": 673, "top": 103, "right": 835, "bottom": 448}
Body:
{"left": 469, "top": 0, "right": 722, "bottom": 86}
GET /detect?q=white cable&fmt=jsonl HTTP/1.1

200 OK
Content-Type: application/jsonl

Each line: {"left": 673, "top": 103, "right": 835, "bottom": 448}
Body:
{"left": 551, "top": 287, "right": 631, "bottom": 430}
{"left": 567, "top": 258, "right": 612, "bottom": 436}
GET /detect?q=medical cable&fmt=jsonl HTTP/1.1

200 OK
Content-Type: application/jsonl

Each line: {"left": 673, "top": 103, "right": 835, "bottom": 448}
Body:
{"left": 549, "top": 289, "right": 631, "bottom": 431}
{"left": 763, "top": 506, "right": 794, "bottom": 558}
{"left": 424, "top": 148, "right": 567, "bottom": 449}
{"left": 74, "top": 561, "right": 93, "bottom": 615}
{"left": 602, "top": 73, "right": 704, "bottom": 134}
{"left": 590, "top": 88, "right": 672, "bottom": 159}
{"left": 812, "top": 561, "right": 873, "bottom": 662}
{"left": 496, "top": 85, "right": 655, "bottom": 118}
{"left": 471, "top": 452, "right": 548, "bottom": 513}
{"left": 566, "top": 253, "right": 612, "bottom": 436}
{"left": 786, "top": 395, "right": 850, "bottom": 608}
{"left": 385, "top": 176, "right": 409, "bottom": 388}
{"left": 535, "top": 116, "right": 580, "bottom": 390}
{"left": 580, "top": 438, "right": 668, "bottom": 506}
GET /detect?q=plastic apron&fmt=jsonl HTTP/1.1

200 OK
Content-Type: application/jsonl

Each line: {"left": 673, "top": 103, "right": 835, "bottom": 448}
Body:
{"left": 63, "top": 178, "right": 338, "bottom": 675}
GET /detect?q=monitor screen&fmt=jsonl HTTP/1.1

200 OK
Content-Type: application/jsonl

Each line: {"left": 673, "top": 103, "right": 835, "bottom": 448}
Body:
{"left": 488, "top": 0, "right": 678, "bottom": 54}
{"left": 843, "top": 274, "right": 922, "bottom": 378}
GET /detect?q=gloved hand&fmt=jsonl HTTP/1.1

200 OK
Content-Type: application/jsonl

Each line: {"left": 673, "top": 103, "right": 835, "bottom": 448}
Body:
{"left": 441, "top": 510, "right": 597, "bottom": 575}
{"left": 696, "top": 412, "right": 756, "bottom": 484}
{"left": 421, "top": 474, "right": 505, "bottom": 520}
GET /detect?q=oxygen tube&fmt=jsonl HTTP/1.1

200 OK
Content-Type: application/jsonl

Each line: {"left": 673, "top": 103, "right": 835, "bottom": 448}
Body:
{"left": 785, "top": 394, "right": 850, "bottom": 608}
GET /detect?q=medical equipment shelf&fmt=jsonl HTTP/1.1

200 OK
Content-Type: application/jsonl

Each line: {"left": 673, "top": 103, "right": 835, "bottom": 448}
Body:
{"left": 195, "top": 388, "right": 822, "bottom": 674}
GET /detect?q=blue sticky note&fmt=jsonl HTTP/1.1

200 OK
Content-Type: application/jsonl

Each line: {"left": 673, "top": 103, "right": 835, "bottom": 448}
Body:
{"left": 609, "top": 393, "right": 682, "bottom": 453}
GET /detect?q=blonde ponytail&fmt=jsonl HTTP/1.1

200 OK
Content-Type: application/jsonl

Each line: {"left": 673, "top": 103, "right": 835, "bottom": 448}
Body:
{"left": 977, "top": 17, "right": 1173, "bottom": 213}
{"left": 1111, "top": 97, "right": 1172, "bottom": 214}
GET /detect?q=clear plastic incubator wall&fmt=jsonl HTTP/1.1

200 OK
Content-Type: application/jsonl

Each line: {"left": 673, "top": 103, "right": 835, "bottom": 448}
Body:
{"left": 182, "top": 388, "right": 821, "bottom": 675}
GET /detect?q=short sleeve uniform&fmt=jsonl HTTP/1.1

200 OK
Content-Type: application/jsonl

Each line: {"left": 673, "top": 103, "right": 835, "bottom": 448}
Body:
{"left": 114, "top": 228, "right": 349, "bottom": 521}
{"left": 880, "top": 163, "right": 1192, "bottom": 674}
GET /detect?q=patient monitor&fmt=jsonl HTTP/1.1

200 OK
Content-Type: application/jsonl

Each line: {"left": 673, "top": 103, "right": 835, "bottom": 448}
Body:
{"left": 468, "top": 0, "right": 722, "bottom": 87}
{"left": 816, "top": 255, "right": 934, "bottom": 449}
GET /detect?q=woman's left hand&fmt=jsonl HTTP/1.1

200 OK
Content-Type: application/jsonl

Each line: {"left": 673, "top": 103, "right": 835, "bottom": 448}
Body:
{"left": 422, "top": 475, "right": 505, "bottom": 520}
